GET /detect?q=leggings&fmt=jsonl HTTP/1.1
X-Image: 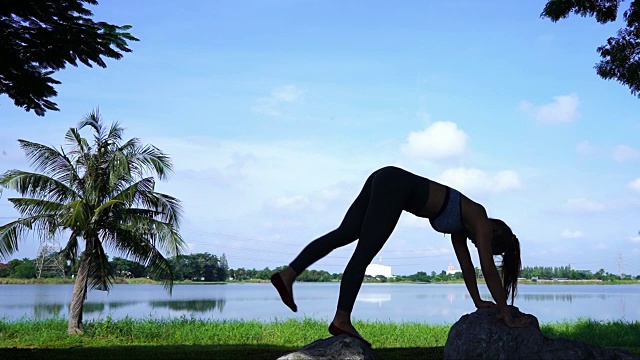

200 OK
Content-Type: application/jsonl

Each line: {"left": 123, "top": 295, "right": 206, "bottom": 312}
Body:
{"left": 289, "top": 166, "right": 430, "bottom": 312}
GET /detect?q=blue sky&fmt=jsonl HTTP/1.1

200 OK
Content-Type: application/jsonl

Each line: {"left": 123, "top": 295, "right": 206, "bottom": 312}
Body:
{"left": 1, "top": 0, "right": 639, "bottom": 276}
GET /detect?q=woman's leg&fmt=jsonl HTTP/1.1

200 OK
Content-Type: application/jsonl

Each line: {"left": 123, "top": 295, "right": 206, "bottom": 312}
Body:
{"left": 273, "top": 169, "right": 379, "bottom": 310}
{"left": 331, "top": 168, "right": 408, "bottom": 339}
{"left": 288, "top": 169, "right": 380, "bottom": 274}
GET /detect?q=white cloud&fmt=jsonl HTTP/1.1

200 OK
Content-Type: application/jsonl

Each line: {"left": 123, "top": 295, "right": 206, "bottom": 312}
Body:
{"left": 630, "top": 236, "right": 640, "bottom": 243}
{"left": 437, "top": 167, "right": 521, "bottom": 195}
{"left": 561, "top": 230, "right": 584, "bottom": 239}
{"left": 612, "top": 145, "right": 639, "bottom": 162}
{"left": 518, "top": 93, "right": 579, "bottom": 123}
{"left": 253, "top": 85, "right": 304, "bottom": 116}
{"left": 628, "top": 178, "right": 640, "bottom": 192}
{"left": 562, "top": 198, "right": 606, "bottom": 213}
{"left": 401, "top": 121, "right": 468, "bottom": 160}
{"left": 575, "top": 140, "right": 596, "bottom": 155}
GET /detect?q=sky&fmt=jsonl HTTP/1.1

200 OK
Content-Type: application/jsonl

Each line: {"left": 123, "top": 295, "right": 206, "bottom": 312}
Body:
{"left": 1, "top": 0, "right": 639, "bottom": 276}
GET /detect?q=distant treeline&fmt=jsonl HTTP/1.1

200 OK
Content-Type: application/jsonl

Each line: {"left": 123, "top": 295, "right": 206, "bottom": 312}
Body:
{"left": 518, "top": 265, "right": 630, "bottom": 281}
{"left": 0, "top": 253, "right": 231, "bottom": 282}
{"left": 1, "top": 255, "right": 638, "bottom": 282}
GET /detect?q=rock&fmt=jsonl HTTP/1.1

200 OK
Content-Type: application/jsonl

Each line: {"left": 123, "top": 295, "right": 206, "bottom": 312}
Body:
{"left": 277, "top": 334, "right": 375, "bottom": 360}
{"left": 444, "top": 306, "right": 639, "bottom": 360}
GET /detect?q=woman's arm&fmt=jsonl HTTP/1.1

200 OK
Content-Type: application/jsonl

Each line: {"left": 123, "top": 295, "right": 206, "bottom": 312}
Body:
{"left": 468, "top": 205, "right": 530, "bottom": 327}
{"left": 451, "top": 232, "right": 487, "bottom": 307}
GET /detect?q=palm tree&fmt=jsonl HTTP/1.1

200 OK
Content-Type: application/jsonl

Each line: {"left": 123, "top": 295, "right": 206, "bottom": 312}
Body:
{"left": 0, "top": 110, "right": 185, "bottom": 334}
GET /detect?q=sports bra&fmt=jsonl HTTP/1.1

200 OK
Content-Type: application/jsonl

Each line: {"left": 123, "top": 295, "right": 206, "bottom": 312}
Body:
{"left": 429, "top": 187, "right": 467, "bottom": 234}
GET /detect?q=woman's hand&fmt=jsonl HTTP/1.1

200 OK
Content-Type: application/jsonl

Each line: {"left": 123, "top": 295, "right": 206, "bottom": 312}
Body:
{"left": 474, "top": 300, "right": 497, "bottom": 309}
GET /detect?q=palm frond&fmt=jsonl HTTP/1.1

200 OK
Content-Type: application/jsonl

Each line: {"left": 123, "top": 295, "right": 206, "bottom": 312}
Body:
{"left": 0, "top": 215, "right": 60, "bottom": 258}
{"left": 64, "top": 128, "right": 91, "bottom": 168}
{"left": 135, "top": 145, "right": 173, "bottom": 181}
{"left": 106, "top": 212, "right": 186, "bottom": 256}
{"left": 59, "top": 231, "right": 80, "bottom": 264}
{"left": 117, "top": 208, "right": 162, "bottom": 219}
{"left": 85, "top": 238, "right": 114, "bottom": 291}
{"left": 63, "top": 200, "right": 91, "bottom": 229}
{"left": 78, "top": 109, "right": 104, "bottom": 143}
{"left": 117, "top": 138, "right": 141, "bottom": 154}
{"left": 92, "top": 199, "right": 123, "bottom": 223}
{"left": 104, "top": 121, "right": 124, "bottom": 147}
{"left": 145, "top": 250, "right": 175, "bottom": 294}
{"left": 0, "top": 219, "right": 32, "bottom": 258}
{"left": 107, "top": 226, "right": 178, "bottom": 294}
{"left": 17, "top": 140, "right": 80, "bottom": 185}
{"left": 136, "top": 191, "right": 183, "bottom": 227}
{"left": 108, "top": 150, "right": 132, "bottom": 192}
{"left": 116, "top": 142, "right": 172, "bottom": 181}
{"left": 0, "top": 170, "right": 79, "bottom": 203}
{"left": 115, "top": 138, "right": 143, "bottom": 179}
{"left": 8, "top": 198, "right": 65, "bottom": 218}
{"left": 110, "top": 177, "right": 155, "bottom": 208}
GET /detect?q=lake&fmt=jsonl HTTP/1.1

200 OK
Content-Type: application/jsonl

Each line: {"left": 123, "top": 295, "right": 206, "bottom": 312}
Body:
{"left": 0, "top": 283, "right": 638, "bottom": 324}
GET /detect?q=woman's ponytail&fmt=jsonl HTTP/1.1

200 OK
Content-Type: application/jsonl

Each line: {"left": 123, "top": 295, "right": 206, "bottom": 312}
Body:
{"left": 490, "top": 219, "right": 522, "bottom": 305}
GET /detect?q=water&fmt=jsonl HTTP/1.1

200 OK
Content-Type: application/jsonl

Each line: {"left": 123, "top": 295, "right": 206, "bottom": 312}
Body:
{"left": 0, "top": 283, "right": 638, "bottom": 324}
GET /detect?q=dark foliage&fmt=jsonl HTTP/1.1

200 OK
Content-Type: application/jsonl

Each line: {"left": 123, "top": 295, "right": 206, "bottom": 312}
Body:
{"left": 542, "top": 0, "right": 640, "bottom": 98}
{"left": 0, "top": 0, "right": 138, "bottom": 115}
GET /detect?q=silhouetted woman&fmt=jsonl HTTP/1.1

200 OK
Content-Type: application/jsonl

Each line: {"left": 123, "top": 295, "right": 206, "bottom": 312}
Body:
{"left": 270, "top": 166, "right": 529, "bottom": 347}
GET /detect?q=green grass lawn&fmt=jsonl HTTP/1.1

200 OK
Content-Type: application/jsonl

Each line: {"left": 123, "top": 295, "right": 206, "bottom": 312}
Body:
{"left": 0, "top": 318, "right": 638, "bottom": 360}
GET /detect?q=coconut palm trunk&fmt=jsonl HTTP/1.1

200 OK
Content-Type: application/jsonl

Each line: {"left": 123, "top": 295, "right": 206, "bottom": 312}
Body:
{"left": 68, "top": 252, "right": 90, "bottom": 334}
{"left": 68, "top": 237, "right": 94, "bottom": 334}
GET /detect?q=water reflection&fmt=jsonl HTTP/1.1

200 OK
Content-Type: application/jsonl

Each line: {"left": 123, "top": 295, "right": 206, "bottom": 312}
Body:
{"left": 33, "top": 303, "right": 63, "bottom": 319}
{"left": 24, "top": 299, "right": 227, "bottom": 319}
{"left": 522, "top": 294, "right": 608, "bottom": 302}
{"left": 108, "top": 301, "right": 138, "bottom": 310}
{"left": 357, "top": 293, "right": 391, "bottom": 303}
{"left": 84, "top": 302, "right": 106, "bottom": 314}
{"left": 150, "top": 299, "right": 226, "bottom": 313}
{"left": 357, "top": 293, "right": 391, "bottom": 308}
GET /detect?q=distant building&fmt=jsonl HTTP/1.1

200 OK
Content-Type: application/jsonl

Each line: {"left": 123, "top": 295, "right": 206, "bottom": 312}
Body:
{"left": 445, "top": 263, "right": 462, "bottom": 275}
{"left": 366, "top": 257, "right": 392, "bottom": 278}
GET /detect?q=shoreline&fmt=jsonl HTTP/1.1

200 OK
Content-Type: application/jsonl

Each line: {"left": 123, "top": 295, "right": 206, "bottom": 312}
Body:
{"left": 0, "top": 276, "right": 638, "bottom": 286}
{"left": 0, "top": 277, "right": 638, "bottom": 285}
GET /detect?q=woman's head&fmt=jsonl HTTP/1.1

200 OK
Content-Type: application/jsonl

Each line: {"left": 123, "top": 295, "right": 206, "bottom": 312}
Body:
{"left": 489, "top": 218, "right": 521, "bottom": 305}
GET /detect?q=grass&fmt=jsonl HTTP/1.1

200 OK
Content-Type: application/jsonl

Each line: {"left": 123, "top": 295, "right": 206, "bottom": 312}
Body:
{"left": 0, "top": 318, "right": 638, "bottom": 360}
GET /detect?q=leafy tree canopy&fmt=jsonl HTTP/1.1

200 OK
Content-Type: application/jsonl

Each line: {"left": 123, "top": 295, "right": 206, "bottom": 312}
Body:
{"left": 0, "top": 0, "right": 138, "bottom": 116}
{"left": 541, "top": 0, "right": 640, "bottom": 97}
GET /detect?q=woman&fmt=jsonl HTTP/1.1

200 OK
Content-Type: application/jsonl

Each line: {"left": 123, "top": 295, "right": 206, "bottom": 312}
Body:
{"left": 270, "top": 166, "right": 530, "bottom": 347}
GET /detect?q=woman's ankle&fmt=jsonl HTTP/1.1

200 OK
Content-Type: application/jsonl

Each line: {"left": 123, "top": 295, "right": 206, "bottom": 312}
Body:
{"left": 281, "top": 266, "right": 297, "bottom": 281}
{"left": 332, "top": 309, "right": 352, "bottom": 326}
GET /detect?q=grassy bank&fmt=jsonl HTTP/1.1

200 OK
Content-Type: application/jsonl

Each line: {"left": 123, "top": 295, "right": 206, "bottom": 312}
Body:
{"left": 0, "top": 318, "right": 638, "bottom": 360}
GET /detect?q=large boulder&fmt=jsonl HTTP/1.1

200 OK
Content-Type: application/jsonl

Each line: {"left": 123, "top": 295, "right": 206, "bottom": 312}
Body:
{"left": 277, "top": 334, "right": 375, "bottom": 360}
{"left": 444, "top": 306, "right": 639, "bottom": 360}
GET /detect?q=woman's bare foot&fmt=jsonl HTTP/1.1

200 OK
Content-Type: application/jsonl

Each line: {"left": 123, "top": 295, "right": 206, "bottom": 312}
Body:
{"left": 270, "top": 267, "right": 297, "bottom": 312}
{"left": 329, "top": 310, "right": 371, "bottom": 347}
